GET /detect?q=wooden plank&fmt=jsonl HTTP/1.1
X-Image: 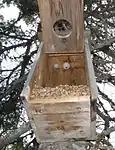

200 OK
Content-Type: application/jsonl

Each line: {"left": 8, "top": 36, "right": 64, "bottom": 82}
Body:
{"left": 29, "top": 53, "right": 87, "bottom": 87}
{"left": 38, "top": 0, "right": 84, "bottom": 53}
{"left": 84, "top": 30, "right": 97, "bottom": 140}
{"left": 32, "top": 111, "right": 90, "bottom": 142}
{"left": 48, "top": 53, "right": 85, "bottom": 67}
{"left": 21, "top": 42, "right": 44, "bottom": 100}
{"left": 84, "top": 31, "right": 98, "bottom": 101}
{"left": 42, "top": 54, "right": 87, "bottom": 86}
{"left": 29, "top": 96, "right": 90, "bottom": 104}
{"left": 38, "top": 0, "right": 53, "bottom": 52}
{"left": 48, "top": 52, "right": 84, "bottom": 56}
{"left": 30, "top": 98, "right": 90, "bottom": 114}
{"left": 28, "top": 95, "right": 91, "bottom": 142}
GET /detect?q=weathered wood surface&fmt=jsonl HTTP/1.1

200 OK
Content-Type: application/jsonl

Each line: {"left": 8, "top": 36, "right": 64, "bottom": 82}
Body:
{"left": 84, "top": 31, "right": 98, "bottom": 101}
{"left": 32, "top": 53, "right": 87, "bottom": 87}
{"left": 30, "top": 96, "right": 90, "bottom": 142}
{"left": 84, "top": 31, "right": 98, "bottom": 140}
{"left": 21, "top": 34, "right": 97, "bottom": 142}
{"left": 21, "top": 42, "right": 44, "bottom": 100}
{"left": 21, "top": 0, "right": 97, "bottom": 144}
{"left": 30, "top": 95, "right": 89, "bottom": 104}
{"left": 38, "top": 0, "right": 84, "bottom": 53}
{"left": 47, "top": 53, "right": 87, "bottom": 86}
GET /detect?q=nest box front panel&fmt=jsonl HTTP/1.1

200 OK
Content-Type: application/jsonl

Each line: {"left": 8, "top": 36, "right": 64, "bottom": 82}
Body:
{"left": 38, "top": 0, "right": 84, "bottom": 53}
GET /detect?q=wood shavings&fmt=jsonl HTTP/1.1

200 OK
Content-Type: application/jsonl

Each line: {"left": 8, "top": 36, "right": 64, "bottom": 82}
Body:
{"left": 31, "top": 84, "right": 89, "bottom": 100}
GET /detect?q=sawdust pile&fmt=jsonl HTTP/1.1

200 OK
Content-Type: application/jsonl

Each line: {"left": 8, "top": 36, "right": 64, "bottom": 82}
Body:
{"left": 31, "top": 85, "right": 89, "bottom": 99}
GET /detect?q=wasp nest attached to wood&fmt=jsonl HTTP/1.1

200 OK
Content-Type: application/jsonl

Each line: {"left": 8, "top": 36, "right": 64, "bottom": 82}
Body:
{"left": 31, "top": 84, "right": 89, "bottom": 100}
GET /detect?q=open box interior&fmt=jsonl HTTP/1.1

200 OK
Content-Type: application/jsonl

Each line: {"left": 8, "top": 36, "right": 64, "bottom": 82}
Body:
{"left": 29, "top": 52, "right": 90, "bottom": 102}
{"left": 21, "top": 36, "right": 97, "bottom": 142}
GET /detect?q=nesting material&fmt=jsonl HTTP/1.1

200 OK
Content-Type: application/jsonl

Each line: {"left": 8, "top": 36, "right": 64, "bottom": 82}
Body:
{"left": 31, "top": 84, "right": 89, "bottom": 100}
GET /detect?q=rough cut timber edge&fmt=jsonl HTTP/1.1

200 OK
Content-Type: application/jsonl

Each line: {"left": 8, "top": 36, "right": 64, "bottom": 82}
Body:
{"left": 84, "top": 30, "right": 98, "bottom": 140}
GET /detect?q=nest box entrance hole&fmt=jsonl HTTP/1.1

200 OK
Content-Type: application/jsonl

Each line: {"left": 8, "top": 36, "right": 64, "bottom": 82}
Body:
{"left": 53, "top": 19, "right": 72, "bottom": 39}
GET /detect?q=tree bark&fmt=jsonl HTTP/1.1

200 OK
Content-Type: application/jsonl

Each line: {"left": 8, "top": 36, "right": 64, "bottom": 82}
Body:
{"left": 0, "top": 122, "right": 31, "bottom": 149}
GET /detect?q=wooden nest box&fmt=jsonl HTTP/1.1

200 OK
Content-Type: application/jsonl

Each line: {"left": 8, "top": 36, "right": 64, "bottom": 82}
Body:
{"left": 21, "top": 0, "right": 98, "bottom": 143}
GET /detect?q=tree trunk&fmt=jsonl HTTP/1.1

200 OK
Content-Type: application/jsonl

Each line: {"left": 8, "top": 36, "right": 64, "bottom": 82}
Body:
{"left": 39, "top": 141, "right": 87, "bottom": 150}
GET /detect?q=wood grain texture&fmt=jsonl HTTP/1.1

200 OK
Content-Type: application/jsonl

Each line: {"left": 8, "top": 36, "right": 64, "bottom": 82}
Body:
{"left": 21, "top": 51, "right": 93, "bottom": 142}
{"left": 42, "top": 53, "right": 87, "bottom": 86}
{"left": 20, "top": 37, "right": 97, "bottom": 142}
{"left": 21, "top": 0, "right": 97, "bottom": 142}
{"left": 21, "top": 42, "right": 44, "bottom": 100}
{"left": 30, "top": 96, "right": 90, "bottom": 114}
{"left": 84, "top": 31, "right": 97, "bottom": 140}
{"left": 38, "top": 0, "right": 84, "bottom": 53}
{"left": 84, "top": 31, "right": 98, "bottom": 101}
{"left": 30, "top": 96, "right": 90, "bottom": 142}
{"left": 29, "top": 95, "right": 90, "bottom": 104}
